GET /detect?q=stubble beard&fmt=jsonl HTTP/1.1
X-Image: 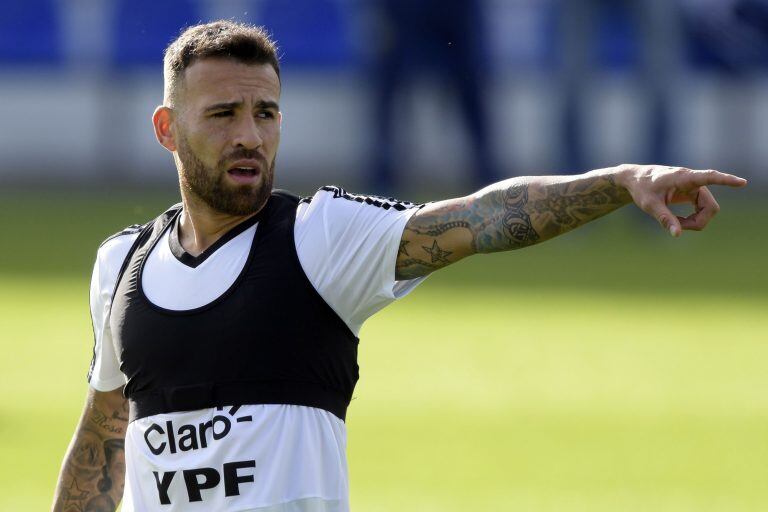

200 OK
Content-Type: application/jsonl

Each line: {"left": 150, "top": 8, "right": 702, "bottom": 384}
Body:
{"left": 176, "top": 133, "right": 275, "bottom": 216}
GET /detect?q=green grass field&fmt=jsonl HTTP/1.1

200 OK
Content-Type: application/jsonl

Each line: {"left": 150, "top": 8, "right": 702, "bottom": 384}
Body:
{"left": 1, "top": 189, "right": 766, "bottom": 511}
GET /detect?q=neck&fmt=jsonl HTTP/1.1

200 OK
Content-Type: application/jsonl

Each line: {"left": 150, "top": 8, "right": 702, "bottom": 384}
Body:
{"left": 177, "top": 191, "right": 260, "bottom": 257}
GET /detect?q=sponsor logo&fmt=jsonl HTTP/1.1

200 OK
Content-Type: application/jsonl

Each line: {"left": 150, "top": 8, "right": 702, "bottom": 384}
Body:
{"left": 143, "top": 406, "right": 258, "bottom": 505}
{"left": 143, "top": 406, "right": 251, "bottom": 455}
{"left": 153, "top": 460, "right": 256, "bottom": 505}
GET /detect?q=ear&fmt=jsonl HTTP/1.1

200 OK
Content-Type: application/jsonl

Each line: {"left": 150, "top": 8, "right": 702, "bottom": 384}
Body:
{"left": 277, "top": 111, "right": 283, "bottom": 131}
{"left": 152, "top": 106, "right": 177, "bottom": 152}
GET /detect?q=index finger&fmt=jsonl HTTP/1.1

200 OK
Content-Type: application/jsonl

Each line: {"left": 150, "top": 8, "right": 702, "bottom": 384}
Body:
{"left": 682, "top": 169, "right": 748, "bottom": 188}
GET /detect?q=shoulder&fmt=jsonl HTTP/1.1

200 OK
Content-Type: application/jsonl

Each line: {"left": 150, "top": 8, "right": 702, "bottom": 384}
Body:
{"left": 95, "top": 202, "right": 181, "bottom": 270}
{"left": 99, "top": 223, "right": 144, "bottom": 249}
{"left": 97, "top": 225, "right": 143, "bottom": 270}
{"left": 271, "top": 188, "right": 301, "bottom": 204}
{"left": 300, "top": 185, "right": 421, "bottom": 212}
{"left": 264, "top": 189, "right": 302, "bottom": 218}
{"left": 294, "top": 185, "right": 423, "bottom": 248}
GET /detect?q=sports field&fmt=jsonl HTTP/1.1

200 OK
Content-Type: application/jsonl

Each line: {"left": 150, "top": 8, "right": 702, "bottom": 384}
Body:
{"left": 1, "top": 189, "right": 765, "bottom": 511}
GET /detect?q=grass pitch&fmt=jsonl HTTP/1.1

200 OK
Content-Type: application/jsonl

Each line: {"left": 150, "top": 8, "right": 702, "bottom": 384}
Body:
{"left": 1, "top": 189, "right": 765, "bottom": 511}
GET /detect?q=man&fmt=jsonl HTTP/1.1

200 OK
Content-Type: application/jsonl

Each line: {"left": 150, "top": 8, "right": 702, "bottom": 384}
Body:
{"left": 369, "top": 0, "right": 496, "bottom": 191}
{"left": 52, "top": 20, "right": 746, "bottom": 512}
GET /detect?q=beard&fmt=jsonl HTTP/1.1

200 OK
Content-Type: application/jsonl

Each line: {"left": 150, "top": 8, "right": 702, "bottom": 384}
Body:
{"left": 175, "top": 133, "right": 275, "bottom": 216}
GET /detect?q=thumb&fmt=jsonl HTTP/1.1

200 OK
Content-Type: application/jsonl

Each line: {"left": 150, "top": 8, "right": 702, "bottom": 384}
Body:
{"left": 645, "top": 199, "right": 682, "bottom": 237}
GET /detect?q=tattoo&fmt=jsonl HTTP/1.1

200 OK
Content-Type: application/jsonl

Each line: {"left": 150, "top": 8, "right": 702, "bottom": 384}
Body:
{"left": 525, "top": 179, "right": 629, "bottom": 240}
{"left": 61, "top": 476, "right": 90, "bottom": 505}
{"left": 465, "top": 183, "right": 540, "bottom": 253}
{"left": 83, "top": 494, "right": 116, "bottom": 512}
{"left": 397, "top": 258, "right": 441, "bottom": 277}
{"left": 54, "top": 397, "right": 127, "bottom": 512}
{"left": 90, "top": 408, "right": 124, "bottom": 434}
{"left": 406, "top": 220, "right": 472, "bottom": 237}
{"left": 72, "top": 430, "right": 106, "bottom": 476}
{"left": 114, "top": 400, "right": 129, "bottom": 422}
{"left": 500, "top": 185, "right": 539, "bottom": 247}
{"left": 395, "top": 173, "right": 631, "bottom": 279}
{"left": 422, "top": 240, "right": 452, "bottom": 264}
{"left": 398, "top": 240, "right": 410, "bottom": 257}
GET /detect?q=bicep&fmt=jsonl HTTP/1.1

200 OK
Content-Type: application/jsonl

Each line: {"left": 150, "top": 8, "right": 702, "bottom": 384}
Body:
{"left": 88, "top": 387, "right": 128, "bottom": 420}
{"left": 395, "top": 196, "right": 477, "bottom": 280}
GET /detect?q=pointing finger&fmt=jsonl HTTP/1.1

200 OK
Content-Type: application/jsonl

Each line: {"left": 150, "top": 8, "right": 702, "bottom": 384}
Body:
{"left": 679, "top": 169, "right": 748, "bottom": 189}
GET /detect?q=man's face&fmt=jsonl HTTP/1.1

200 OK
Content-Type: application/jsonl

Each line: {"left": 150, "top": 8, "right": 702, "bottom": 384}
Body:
{"left": 172, "top": 59, "right": 281, "bottom": 216}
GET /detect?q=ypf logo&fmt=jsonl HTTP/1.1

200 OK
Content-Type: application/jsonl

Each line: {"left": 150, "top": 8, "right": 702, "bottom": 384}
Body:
{"left": 144, "top": 405, "right": 252, "bottom": 455}
{"left": 146, "top": 406, "right": 258, "bottom": 505}
{"left": 153, "top": 459, "right": 256, "bottom": 505}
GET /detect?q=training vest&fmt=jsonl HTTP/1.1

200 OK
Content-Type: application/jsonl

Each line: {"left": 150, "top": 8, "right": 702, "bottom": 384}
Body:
{"left": 108, "top": 191, "right": 360, "bottom": 422}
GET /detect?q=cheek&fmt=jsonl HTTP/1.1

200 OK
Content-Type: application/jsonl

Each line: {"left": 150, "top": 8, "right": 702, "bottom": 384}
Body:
{"left": 265, "top": 124, "right": 281, "bottom": 151}
{"left": 187, "top": 128, "right": 227, "bottom": 161}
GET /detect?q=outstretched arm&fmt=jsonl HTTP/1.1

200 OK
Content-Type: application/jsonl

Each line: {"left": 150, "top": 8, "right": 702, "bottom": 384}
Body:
{"left": 52, "top": 387, "right": 127, "bottom": 512}
{"left": 396, "top": 165, "right": 747, "bottom": 280}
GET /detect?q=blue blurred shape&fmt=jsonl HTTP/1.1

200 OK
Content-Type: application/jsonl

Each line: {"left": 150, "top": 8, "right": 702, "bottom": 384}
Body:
{"left": 258, "top": 0, "right": 353, "bottom": 68}
{"left": 113, "top": 0, "right": 201, "bottom": 66}
{"left": 595, "top": 5, "right": 639, "bottom": 70}
{"left": 0, "top": 0, "right": 61, "bottom": 64}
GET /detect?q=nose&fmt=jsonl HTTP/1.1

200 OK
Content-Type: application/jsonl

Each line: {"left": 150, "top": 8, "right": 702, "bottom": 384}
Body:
{"left": 232, "top": 115, "right": 262, "bottom": 150}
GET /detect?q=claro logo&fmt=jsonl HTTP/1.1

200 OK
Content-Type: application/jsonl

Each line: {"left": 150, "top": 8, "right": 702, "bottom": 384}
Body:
{"left": 143, "top": 406, "right": 251, "bottom": 455}
{"left": 143, "top": 406, "right": 258, "bottom": 505}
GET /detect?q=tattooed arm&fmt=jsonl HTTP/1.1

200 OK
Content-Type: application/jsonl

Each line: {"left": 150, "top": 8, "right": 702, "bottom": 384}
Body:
{"left": 396, "top": 164, "right": 747, "bottom": 280}
{"left": 52, "top": 387, "right": 128, "bottom": 512}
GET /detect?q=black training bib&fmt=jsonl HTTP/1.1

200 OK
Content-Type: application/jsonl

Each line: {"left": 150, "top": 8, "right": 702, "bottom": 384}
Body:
{"left": 109, "top": 191, "right": 360, "bottom": 422}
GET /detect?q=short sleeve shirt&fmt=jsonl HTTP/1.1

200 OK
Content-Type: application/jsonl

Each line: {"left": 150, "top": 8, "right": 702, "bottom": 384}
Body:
{"left": 87, "top": 187, "right": 424, "bottom": 511}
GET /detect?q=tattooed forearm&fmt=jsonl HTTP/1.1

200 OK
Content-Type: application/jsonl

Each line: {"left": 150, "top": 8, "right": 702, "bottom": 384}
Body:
{"left": 525, "top": 175, "right": 629, "bottom": 241}
{"left": 52, "top": 389, "right": 127, "bottom": 512}
{"left": 396, "top": 169, "right": 632, "bottom": 279}
{"left": 473, "top": 173, "right": 630, "bottom": 252}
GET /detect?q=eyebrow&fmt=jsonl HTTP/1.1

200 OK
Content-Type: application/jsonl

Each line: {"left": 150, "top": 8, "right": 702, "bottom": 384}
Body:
{"left": 204, "top": 100, "right": 280, "bottom": 112}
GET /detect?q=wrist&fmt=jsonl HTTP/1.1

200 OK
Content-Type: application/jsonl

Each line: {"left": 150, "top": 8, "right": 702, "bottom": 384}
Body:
{"left": 589, "top": 165, "right": 634, "bottom": 203}
{"left": 609, "top": 163, "right": 633, "bottom": 188}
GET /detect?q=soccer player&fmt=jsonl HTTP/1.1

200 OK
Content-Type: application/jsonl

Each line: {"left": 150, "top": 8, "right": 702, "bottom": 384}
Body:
{"left": 51, "top": 20, "right": 746, "bottom": 512}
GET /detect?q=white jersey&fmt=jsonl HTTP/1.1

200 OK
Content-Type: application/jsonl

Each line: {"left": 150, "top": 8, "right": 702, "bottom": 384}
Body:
{"left": 88, "top": 187, "right": 425, "bottom": 511}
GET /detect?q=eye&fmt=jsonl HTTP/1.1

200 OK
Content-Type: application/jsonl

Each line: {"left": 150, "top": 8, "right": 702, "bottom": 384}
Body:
{"left": 212, "top": 110, "right": 233, "bottom": 118}
{"left": 257, "top": 111, "right": 275, "bottom": 119}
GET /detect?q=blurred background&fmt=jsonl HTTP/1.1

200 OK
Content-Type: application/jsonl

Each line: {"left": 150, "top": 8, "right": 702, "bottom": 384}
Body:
{"left": 1, "top": 1, "right": 766, "bottom": 511}
{"left": 3, "top": 0, "right": 768, "bottom": 191}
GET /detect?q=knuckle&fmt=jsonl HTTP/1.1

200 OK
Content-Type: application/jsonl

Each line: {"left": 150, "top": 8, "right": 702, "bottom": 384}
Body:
{"left": 637, "top": 198, "right": 653, "bottom": 212}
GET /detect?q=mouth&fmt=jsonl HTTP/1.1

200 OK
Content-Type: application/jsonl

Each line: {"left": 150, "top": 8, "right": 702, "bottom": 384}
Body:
{"left": 226, "top": 160, "right": 262, "bottom": 184}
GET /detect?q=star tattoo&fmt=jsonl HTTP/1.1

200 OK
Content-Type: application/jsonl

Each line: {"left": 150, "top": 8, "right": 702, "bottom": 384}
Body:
{"left": 63, "top": 477, "right": 89, "bottom": 504}
{"left": 398, "top": 240, "right": 410, "bottom": 257}
{"left": 422, "top": 240, "right": 452, "bottom": 264}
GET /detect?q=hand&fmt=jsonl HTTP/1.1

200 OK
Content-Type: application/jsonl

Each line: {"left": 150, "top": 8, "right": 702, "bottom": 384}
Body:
{"left": 615, "top": 164, "right": 748, "bottom": 237}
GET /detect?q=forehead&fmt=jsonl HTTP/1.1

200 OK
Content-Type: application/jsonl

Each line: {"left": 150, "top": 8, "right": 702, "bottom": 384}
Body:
{"left": 181, "top": 58, "right": 280, "bottom": 108}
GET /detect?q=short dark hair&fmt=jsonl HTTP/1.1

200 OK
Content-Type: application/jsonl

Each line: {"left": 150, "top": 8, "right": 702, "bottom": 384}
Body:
{"left": 163, "top": 20, "right": 280, "bottom": 106}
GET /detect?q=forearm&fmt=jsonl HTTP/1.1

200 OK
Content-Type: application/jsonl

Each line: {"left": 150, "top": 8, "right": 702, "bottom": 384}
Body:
{"left": 52, "top": 390, "right": 127, "bottom": 512}
{"left": 396, "top": 168, "right": 631, "bottom": 279}
{"left": 471, "top": 168, "right": 632, "bottom": 253}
